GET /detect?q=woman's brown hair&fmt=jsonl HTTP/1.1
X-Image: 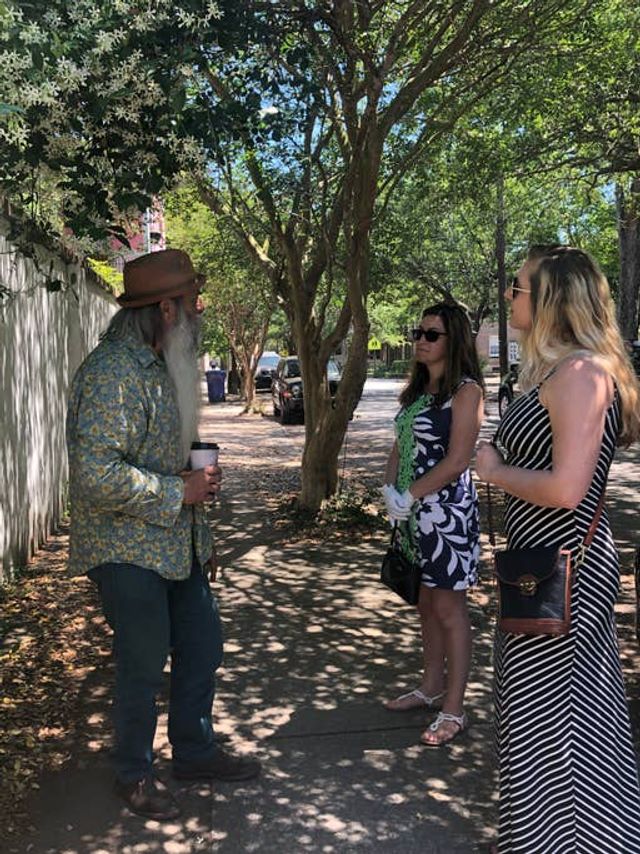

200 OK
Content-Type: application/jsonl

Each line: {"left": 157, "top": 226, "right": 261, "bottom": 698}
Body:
{"left": 399, "top": 302, "right": 485, "bottom": 408}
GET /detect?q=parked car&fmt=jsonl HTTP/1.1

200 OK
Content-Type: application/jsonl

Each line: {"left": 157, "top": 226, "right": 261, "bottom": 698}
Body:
{"left": 271, "top": 356, "right": 342, "bottom": 424}
{"left": 254, "top": 350, "right": 281, "bottom": 391}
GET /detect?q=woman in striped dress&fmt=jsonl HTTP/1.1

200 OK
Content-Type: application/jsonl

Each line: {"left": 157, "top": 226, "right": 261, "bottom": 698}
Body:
{"left": 477, "top": 245, "right": 640, "bottom": 854}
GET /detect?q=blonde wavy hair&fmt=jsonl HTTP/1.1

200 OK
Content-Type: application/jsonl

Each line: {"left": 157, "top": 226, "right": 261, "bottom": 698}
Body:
{"left": 518, "top": 244, "right": 640, "bottom": 445}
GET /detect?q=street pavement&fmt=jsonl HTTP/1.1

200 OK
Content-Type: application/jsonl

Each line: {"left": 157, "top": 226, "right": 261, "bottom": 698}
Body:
{"left": 21, "top": 379, "right": 639, "bottom": 854}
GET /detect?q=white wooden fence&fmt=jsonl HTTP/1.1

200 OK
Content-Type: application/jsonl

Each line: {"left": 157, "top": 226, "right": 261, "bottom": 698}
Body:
{"left": 0, "top": 214, "right": 117, "bottom": 582}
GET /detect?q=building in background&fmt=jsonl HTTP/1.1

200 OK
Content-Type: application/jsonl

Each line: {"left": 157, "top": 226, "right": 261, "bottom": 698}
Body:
{"left": 475, "top": 321, "right": 521, "bottom": 371}
{"left": 110, "top": 201, "right": 166, "bottom": 271}
{"left": 370, "top": 320, "right": 521, "bottom": 376}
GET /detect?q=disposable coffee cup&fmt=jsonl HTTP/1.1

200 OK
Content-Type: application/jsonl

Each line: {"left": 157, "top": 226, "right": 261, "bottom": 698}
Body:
{"left": 190, "top": 441, "right": 219, "bottom": 470}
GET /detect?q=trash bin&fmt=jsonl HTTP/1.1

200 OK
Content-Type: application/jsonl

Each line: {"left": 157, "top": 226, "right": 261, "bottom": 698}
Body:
{"left": 205, "top": 369, "right": 226, "bottom": 403}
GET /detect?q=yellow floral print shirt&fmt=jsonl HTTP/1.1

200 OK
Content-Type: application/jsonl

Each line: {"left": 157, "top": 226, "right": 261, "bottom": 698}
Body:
{"left": 66, "top": 331, "right": 212, "bottom": 579}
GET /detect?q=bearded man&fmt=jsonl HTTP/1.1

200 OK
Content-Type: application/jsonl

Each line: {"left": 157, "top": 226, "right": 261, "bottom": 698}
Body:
{"left": 66, "top": 249, "right": 259, "bottom": 821}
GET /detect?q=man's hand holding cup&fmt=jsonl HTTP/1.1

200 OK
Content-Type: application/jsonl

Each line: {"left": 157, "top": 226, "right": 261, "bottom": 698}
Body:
{"left": 181, "top": 442, "right": 221, "bottom": 505}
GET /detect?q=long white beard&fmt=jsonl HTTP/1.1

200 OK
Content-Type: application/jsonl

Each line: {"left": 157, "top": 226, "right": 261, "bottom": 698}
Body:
{"left": 163, "top": 311, "right": 202, "bottom": 466}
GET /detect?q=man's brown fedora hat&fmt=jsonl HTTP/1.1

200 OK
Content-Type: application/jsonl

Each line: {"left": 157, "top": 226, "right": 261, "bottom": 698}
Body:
{"left": 118, "top": 249, "right": 205, "bottom": 308}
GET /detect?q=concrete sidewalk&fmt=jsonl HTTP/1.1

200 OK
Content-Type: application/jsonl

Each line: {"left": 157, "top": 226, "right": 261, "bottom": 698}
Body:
{"left": 23, "top": 537, "right": 498, "bottom": 854}
{"left": 20, "top": 381, "right": 639, "bottom": 853}
{"left": 24, "top": 548, "right": 498, "bottom": 854}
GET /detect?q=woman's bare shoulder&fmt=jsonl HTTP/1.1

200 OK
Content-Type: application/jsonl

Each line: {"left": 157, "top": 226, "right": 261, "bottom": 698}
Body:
{"left": 451, "top": 378, "right": 483, "bottom": 406}
{"left": 555, "top": 351, "right": 610, "bottom": 381}
{"left": 542, "top": 352, "right": 614, "bottom": 406}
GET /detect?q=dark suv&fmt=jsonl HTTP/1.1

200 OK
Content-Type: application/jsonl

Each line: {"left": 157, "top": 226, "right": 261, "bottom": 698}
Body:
{"left": 271, "top": 356, "right": 341, "bottom": 424}
{"left": 254, "top": 351, "right": 280, "bottom": 391}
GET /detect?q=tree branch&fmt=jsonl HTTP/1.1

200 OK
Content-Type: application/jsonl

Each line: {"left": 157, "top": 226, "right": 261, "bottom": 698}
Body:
{"left": 320, "top": 297, "right": 353, "bottom": 364}
{"left": 380, "top": 0, "right": 491, "bottom": 135}
{"left": 196, "top": 179, "right": 279, "bottom": 279}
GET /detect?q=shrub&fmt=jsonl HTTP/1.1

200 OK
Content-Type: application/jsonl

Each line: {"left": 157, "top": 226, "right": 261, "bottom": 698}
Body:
{"left": 389, "top": 359, "right": 410, "bottom": 377}
{"left": 367, "top": 363, "right": 389, "bottom": 377}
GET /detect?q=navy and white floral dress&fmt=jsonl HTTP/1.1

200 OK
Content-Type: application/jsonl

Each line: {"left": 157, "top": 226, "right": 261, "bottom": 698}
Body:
{"left": 395, "top": 380, "right": 480, "bottom": 590}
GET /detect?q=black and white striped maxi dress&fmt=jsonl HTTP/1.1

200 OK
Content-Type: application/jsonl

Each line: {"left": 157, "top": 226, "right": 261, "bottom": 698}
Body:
{"left": 494, "top": 384, "right": 640, "bottom": 854}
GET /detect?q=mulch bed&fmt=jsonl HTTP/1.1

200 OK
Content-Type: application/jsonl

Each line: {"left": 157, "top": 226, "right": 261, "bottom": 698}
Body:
{"left": 0, "top": 524, "right": 111, "bottom": 841}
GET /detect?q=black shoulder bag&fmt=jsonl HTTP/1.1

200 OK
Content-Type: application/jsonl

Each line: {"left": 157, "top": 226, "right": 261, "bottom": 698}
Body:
{"left": 380, "top": 522, "right": 422, "bottom": 606}
{"left": 486, "top": 484, "right": 605, "bottom": 636}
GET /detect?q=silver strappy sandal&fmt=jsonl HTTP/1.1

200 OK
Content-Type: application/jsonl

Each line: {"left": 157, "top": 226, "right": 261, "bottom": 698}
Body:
{"left": 384, "top": 689, "right": 444, "bottom": 712}
{"left": 420, "top": 711, "right": 467, "bottom": 746}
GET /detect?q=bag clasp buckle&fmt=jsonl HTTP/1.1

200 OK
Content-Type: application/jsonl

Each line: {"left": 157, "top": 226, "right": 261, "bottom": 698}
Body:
{"left": 518, "top": 574, "right": 538, "bottom": 596}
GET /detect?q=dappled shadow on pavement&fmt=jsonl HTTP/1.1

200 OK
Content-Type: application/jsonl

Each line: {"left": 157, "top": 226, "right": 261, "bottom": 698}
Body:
{"left": 25, "top": 530, "right": 498, "bottom": 853}
{"left": 22, "top": 378, "right": 638, "bottom": 853}
{"left": 195, "top": 532, "right": 498, "bottom": 853}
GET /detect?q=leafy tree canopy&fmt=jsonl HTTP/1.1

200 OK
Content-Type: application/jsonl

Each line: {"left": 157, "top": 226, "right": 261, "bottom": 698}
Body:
{"left": 0, "top": 0, "right": 259, "bottom": 240}
{"left": 2, "top": 0, "right": 614, "bottom": 508}
{"left": 368, "top": 116, "right": 619, "bottom": 347}
{"left": 164, "top": 184, "right": 275, "bottom": 403}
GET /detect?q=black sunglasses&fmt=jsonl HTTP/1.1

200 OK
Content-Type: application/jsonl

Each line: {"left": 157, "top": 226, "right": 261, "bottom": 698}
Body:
{"left": 411, "top": 328, "right": 448, "bottom": 342}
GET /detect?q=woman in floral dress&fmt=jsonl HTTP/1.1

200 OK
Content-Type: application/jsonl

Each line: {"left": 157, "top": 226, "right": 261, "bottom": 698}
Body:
{"left": 382, "top": 302, "right": 484, "bottom": 746}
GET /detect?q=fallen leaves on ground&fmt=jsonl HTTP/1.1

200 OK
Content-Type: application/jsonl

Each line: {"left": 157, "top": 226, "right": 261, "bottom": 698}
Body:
{"left": 259, "top": 473, "right": 388, "bottom": 543}
{"left": 0, "top": 524, "right": 111, "bottom": 841}
{"left": 0, "top": 471, "right": 637, "bottom": 846}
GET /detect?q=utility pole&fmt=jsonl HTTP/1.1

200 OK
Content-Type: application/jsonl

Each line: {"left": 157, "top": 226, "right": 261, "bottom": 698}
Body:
{"left": 495, "top": 172, "right": 508, "bottom": 377}
{"left": 616, "top": 179, "right": 640, "bottom": 341}
{"left": 143, "top": 208, "right": 152, "bottom": 254}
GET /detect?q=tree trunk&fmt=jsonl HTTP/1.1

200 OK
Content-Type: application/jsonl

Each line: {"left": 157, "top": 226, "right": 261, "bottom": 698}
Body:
{"left": 299, "top": 405, "right": 343, "bottom": 507}
{"left": 616, "top": 178, "right": 640, "bottom": 341}
{"left": 495, "top": 173, "right": 509, "bottom": 375}
{"left": 241, "top": 370, "right": 255, "bottom": 406}
{"left": 233, "top": 348, "right": 256, "bottom": 406}
{"left": 227, "top": 349, "right": 240, "bottom": 394}
{"left": 296, "top": 322, "right": 369, "bottom": 511}
{"left": 295, "top": 318, "right": 344, "bottom": 509}
{"left": 296, "top": 142, "right": 377, "bottom": 512}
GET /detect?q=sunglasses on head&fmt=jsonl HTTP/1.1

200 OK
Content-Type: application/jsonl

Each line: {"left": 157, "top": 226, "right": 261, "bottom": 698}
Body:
{"left": 411, "top": 328, "right": 447, "bottom": 342}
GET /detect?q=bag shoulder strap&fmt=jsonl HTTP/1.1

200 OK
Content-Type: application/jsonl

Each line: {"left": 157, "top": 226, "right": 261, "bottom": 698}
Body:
{"left": 576, "top": 491, "right": 606, "bottom": 564}
{"left": 486, "top": 483, "right": 606, "bottom": 557}
{"left": 389, "top": 520, "right": 399, "bottom": 547}
{"left": 486, "top": 481, "right": 497, "bottom": 549}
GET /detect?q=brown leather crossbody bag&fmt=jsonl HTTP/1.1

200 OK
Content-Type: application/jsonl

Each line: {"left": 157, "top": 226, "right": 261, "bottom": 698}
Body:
{"left": 487, "top": 485, "right": 605, "bottom": 636}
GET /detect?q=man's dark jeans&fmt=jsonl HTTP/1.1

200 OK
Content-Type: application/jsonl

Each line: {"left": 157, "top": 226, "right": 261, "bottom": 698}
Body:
{"left": 89, "top": 559, "right": 224, "bottom": 784}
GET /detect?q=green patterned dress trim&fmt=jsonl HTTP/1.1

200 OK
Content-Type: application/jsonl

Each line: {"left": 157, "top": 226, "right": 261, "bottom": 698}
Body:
{"left": 394, "top": 393, "right": 433, "bottom": 560}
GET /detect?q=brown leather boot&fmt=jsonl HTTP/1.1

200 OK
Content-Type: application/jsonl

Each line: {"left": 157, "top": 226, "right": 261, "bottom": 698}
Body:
{"left": 114, "top": 775, "right": 181, "bottom": 820}
{"left": 173, "top": 747, "right": 261, "bottom": 782}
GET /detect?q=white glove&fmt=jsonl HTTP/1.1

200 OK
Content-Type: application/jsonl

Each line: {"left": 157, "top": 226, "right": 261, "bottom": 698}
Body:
{"left": 381, "top": 484, "right": 400, "bottom": 517}
{"left": 390, "top": 487, "right": 416, "bottom": 517}
{"left": 381, "top": 484, "right": 415, "bottom": 521}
